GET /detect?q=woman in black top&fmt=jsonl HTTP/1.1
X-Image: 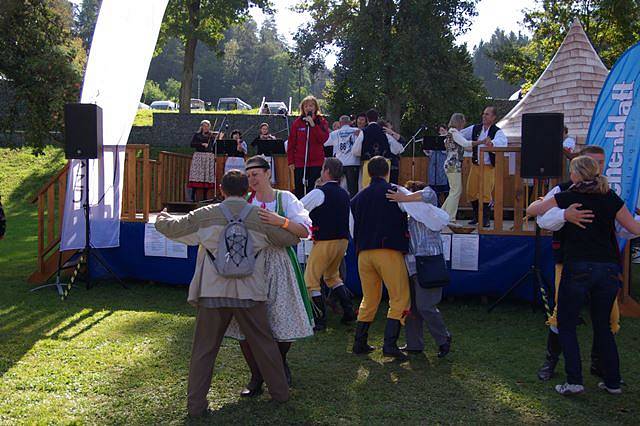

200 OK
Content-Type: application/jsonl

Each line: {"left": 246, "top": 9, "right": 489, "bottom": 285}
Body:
{"left": 527, "top": 155, "right": 640, "bottom": 395}
{"left": 187, "top": 120, "right": 218, "bottom": 201}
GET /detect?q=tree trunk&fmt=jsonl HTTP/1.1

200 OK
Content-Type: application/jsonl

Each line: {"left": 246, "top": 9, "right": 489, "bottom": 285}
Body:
{"left": 179, "top": 36, "right": 198, "bottom": 114}
{"left": 385, "top": 96, "right": 402, "bottom": 130}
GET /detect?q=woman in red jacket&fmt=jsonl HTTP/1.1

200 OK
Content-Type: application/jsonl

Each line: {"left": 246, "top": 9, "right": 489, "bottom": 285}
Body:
{"left": 287, "top": 95, "right": 329, "bottom": 198}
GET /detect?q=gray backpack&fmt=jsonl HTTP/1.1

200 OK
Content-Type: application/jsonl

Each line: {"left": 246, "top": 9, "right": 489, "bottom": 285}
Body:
{"left": 206, "top": 203, "right": 256, "bottom": 278}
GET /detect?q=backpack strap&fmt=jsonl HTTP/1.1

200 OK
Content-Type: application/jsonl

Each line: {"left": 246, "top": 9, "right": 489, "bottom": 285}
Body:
{"left": 238, "top": 203, "right": 254, "bottom": 222}
{"left": 218, "top": 203, "right": 236, "bottom": 223}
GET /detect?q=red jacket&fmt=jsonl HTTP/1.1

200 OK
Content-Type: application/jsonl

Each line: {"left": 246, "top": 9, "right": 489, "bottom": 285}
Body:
{"left": 287, "top": 115, "right": 329, "bottom": 168}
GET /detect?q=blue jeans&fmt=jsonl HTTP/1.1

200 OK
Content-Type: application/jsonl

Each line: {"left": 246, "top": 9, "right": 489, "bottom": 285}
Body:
{"left": 558, "top": 261, "right": 621, "bottom": 388}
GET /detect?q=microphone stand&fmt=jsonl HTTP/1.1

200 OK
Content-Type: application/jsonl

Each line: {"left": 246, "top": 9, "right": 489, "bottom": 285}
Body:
{"left": 302, "top": 115, "right": 311, "bottom": 196}
{"left": 212, "top": 116, "right": 227, "bottom": 201}
{"left": 402, "top": 125, "right": 426, "bottom": 181}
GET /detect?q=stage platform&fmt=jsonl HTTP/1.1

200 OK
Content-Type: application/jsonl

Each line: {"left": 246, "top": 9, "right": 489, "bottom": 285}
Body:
{"left": 91, "top": 215, "right": 555, "bottom": 302}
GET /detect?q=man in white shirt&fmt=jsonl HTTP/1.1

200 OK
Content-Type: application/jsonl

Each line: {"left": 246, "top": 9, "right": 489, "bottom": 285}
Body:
{"left": 562, "top": 126, "right": 576, "bottom": 154}
{"left": 352, "top": 109, "right": 404, "bottom": 189}
{"left": 324, "top": 115, "right": 361, "bottom": 197}
{"left": 460, "top": 106, "right": 508, "bottom": 227}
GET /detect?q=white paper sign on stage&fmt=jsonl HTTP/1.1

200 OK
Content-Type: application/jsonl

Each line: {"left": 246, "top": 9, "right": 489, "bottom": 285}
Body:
{"left": 143, "top": 224, "right": 188, "bottom": 259}
{"left": 60, "top": 0, "right": 169, "bottom": 250}
{"left": 451, "top": 234, "right": 479, "bottom": 271}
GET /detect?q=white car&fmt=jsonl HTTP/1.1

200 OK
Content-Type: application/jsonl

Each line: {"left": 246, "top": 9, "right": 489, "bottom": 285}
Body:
{"left": 263, "top": 101, "right": 288, "bottom": 115}
{"left": 138, "top": 102, "right": 151, "bottom": 110}
{"left": 150, "top": 100, "right": 177, "bottom": 110}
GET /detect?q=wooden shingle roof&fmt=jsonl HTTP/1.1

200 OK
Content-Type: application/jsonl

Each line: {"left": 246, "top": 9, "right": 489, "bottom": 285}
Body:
{"left": 497, "top": 19, "right": 608, "bottom": 143}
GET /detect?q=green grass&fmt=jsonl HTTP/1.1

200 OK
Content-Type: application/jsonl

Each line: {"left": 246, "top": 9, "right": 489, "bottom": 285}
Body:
{"left": 2, "top": 146, "right": 640, "bottom": 424}
{"left": 133, "top": 108, "right": 263, "bottom": 127}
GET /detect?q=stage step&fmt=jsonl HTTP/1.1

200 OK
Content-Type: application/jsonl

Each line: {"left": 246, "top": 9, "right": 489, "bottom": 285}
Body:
{"left": 27, "top": 250, "right": 76, "bottom": 284}
{"left": 163, "top": 201, "right": 198, "bottom": 213}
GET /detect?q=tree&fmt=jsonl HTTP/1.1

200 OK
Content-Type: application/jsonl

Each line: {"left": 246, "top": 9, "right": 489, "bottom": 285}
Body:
{"left": 472, "top": 29, "right": 528, "bottom": 98}
{"left": 73, "top": 0, "right": 102, "bottom": 54}
{"left": 490, "top": 0, "right": 640, "bottom": 91}
{"left": 0, "top": 0, "right": 85, "bottom": 154}
{"left": 142, "top": 80, "right": 166, "bottom": 104}
{"left": 158, "top": 0, "right": 270, "bottom": 113}
{"left": 295, "top": 0, "right": 485, "bottom": 133}
{"left": 163, "top": 78, "right": 181, "bottom": 102}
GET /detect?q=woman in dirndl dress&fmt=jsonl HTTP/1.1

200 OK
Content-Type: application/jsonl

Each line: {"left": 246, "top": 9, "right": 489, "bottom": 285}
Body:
{"left": 225, "top": 155, "right": 314, "bottom": 397}
{"left": 187, "top": 120, "right": 218, "bottom": 201}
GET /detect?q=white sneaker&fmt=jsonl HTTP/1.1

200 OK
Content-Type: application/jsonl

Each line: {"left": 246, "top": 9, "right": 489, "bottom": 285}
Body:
{"left": 555, "top": 383, "right": 585, "bottom": 395}
{"left": 598, "top": 382, "right": 622, "bottom": 395}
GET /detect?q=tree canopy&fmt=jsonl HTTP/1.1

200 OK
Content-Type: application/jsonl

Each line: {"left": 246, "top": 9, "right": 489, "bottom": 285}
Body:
{"left": 490, "top": 0, "right": 640, "bottom": 92}
{"left": 294, "top": 0, "right": 487, "bottom": 134}
{"left": 0, "top": 0, "right": 85, "bottom": 154}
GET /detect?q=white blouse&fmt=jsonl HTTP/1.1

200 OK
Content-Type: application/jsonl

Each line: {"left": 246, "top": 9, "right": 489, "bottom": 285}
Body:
{"left": 250, "top": 190, "right": 312, "bottom": 233}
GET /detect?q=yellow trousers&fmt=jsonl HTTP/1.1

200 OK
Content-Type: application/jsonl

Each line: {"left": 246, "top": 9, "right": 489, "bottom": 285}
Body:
{"left": 304, "top": 239, "right": 349, "bottom": 292}
{"left": 547, "top": 263, "right": 620, "bottom": 334}
{"left": 361, "top": 159, "right": 391, "bottom": 189}
{"left": 357, "top": 249, "right": 410, "bottom": 323}
{"left": 466, "top": 164, "right": 494, "bottom": 203}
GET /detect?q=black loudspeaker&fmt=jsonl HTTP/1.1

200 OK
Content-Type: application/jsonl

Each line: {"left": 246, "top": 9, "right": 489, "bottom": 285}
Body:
{"left": 520, "top": 112, "right": 564, "bottom": 178}
{"left": 64, "top": 103, "right": 103, "bottom": 159}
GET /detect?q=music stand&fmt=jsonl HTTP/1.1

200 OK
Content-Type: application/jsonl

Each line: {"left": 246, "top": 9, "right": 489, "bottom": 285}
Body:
{"left": 256, "top": 139, "right": 286, "bottom": 156}
{"left": 217, "top": 139, "right": 246, "bottom": 157}
{"left": 421, "top": 135, "right": 446, "bottom": 151}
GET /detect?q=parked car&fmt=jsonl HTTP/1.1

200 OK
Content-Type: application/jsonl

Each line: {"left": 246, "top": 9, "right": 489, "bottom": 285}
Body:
{"left": 190, "top": 98, "right": 205, "bottom": 111}
{"left": 216, "top": 97, "right": 252, "bottom": 111}
{"left": 150, "top": 100, "right": 177, "bottom": 110}
{"left": 138, "top": 102, "right": 151, "bottom": 110}
{"left": 263, "top": 101, "right": 288, "bottom": 115}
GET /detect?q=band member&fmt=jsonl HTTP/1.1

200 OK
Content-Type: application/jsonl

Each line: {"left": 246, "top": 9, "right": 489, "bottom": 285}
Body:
{"left": 324, "top": 115, "right": 361, "bottom": 197}
{"left": 155, "top": 170, "right": 296, "bottom": 416}
{"left": 350, "top": 156, "right": 410, "bottom": 361}
{"left": 460, "top": 106, "right": 508, "bottom": 227}
{"left": 301, "top": 158, "right": 356, "bottom": 331}
{"left": 287, "top": 96, "right": 330, "bottom": 199}
{"left": 355, "top": 112, "right": 367, "bottom": 130}
{"left": 251, "top": 123, "right": 278, "bottom": 184}
{"left": 224, "top": 129, "right": 248, "bottom": 174}
{"left": 188, "top": 120, "right": 219, "bottom": 201}
{"left": 352, "top": 109, "right": 404, "bottom": 188}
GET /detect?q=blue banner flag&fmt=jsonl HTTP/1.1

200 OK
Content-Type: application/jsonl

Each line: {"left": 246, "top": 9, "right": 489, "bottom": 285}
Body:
{"left": 586, "top": 42, "right": 640, "bottom": 216}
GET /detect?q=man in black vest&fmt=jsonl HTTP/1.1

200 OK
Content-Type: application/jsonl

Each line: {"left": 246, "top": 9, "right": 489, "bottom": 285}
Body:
{"left": 350, "top": 156, "right": 410, "bottom": 361}
{"left": 460, "top": 106, "right": 508, "bottom": 227}
{"left": 352, "top": 109, "right": 404, "bottom": 188}
{"left": 301, "top": 158, "right": 355, "bottom": 331}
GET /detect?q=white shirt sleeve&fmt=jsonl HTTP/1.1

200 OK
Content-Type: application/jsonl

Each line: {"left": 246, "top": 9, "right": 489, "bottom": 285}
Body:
{"left": 352, "top": 131, "right": 363, "bottom": 157}
{"left": 300, "top": 188, "right": 325, "bottom": 212}
{"left": 387, "top": 134, "right": 404, "bottom": 155}
{"left": 492, "top": 129, "right": 508, "bottom": 147}
{"left": 451, "top": 128, "right": 473, "bottom": 148}
{"left": 536, "top": 186, "right": 566, "bottom": 231}
{"left": 324, "top": 131, "right": 336, "bottom": 147}
{"left": 460, "top": 125, "right": 474, "bottom": 140}
{"left": 281, "top": 191, "right": 313, "bottom": 233}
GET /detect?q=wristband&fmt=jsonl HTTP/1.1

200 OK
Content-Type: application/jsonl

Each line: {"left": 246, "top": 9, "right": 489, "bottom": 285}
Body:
{"left": 281, "top": 218, "right": 290, "bottom": 229}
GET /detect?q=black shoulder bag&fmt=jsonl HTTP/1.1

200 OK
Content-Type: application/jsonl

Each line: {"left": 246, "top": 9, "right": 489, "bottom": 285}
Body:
{"left": 415, "top": 254, "right": 450, "bottom": 289}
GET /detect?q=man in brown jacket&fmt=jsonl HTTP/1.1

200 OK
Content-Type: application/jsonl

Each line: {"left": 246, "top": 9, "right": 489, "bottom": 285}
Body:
{"left": 155, "top": 170, "right": 300, "bottom": 417}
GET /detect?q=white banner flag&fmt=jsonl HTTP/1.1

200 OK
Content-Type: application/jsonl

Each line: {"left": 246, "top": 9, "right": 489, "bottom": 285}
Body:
{"left": 61, "top": 0, "right": 168, "bottom": 250}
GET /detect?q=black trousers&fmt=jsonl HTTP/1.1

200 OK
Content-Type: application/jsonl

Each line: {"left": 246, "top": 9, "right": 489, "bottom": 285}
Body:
{"left": 294, "top": 166, "right": 322, "bottom": 199}
{"left": 343, "top": 165, "right": 360, "bottom": 198}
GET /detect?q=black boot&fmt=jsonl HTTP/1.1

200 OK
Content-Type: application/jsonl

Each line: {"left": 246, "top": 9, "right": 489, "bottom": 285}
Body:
{"left": 240, "top": 376, "right": 264, "bottom": 397}
{"left": 312, "top": 295, "right": 327, "bottom": 332}
{"left": 468, "top": 200, "right": 479, "bottom": 225}
{"left": 352, "top": 321, "right": 375, "bottom": 354}
{"left": 382, "top": 319, "right": 408, "bottom": 361}
{"left": 333, "top": 285, "right": 356, "bottom": 324}
{"left": 537, "top": 330, "right": 561, "bottom": 381}
{"left": 482, "top": 203, "right": 491, "bottom": 228}
{"left": 437, "top": 335, "right": 452, "bottom": 358}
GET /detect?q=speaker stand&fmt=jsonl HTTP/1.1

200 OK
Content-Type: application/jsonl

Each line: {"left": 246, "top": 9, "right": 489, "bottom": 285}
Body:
{"left": 488, "top": 179, "right": 552, "bottom": 313}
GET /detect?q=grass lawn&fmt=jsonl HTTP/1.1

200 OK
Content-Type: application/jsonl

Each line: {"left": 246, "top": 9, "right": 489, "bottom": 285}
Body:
{"left": 1, "top": 146, "right": 640, "bottom": 425}
{"left": 133, "top": 108, "right": 262, "bottom": 127}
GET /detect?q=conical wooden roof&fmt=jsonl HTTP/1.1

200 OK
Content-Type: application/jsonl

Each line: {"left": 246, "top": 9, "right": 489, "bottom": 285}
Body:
{"left": 497, "top": 19, "right": 608, "bottom": 143}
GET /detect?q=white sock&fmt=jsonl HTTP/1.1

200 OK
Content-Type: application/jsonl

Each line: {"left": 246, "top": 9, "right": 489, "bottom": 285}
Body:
{"left": 311, "top": 290, "right": 322, "bottom": 297}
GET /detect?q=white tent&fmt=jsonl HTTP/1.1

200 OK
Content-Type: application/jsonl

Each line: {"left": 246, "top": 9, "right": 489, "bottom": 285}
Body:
{"left": 498, "top": 19, "right": 608, "bottom": 144}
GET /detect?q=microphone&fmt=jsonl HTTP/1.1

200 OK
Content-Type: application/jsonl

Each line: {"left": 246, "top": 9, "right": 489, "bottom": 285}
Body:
{"left": 305, "top": 110, "right": 313, "bottom": 126}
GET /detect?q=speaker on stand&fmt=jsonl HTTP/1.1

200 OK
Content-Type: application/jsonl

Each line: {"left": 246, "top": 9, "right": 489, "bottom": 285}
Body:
{"left": 31, "top": 103, "right": 126, "bottom": 299}
{"left": 488, "top": 112, "right": 563, "bottom": 312}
